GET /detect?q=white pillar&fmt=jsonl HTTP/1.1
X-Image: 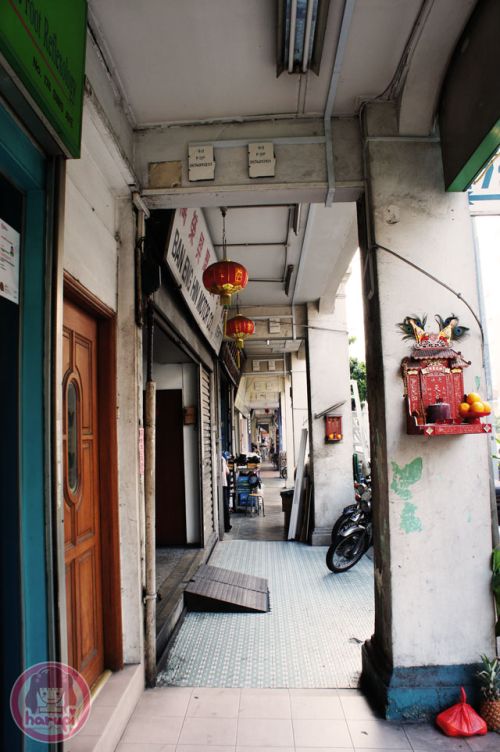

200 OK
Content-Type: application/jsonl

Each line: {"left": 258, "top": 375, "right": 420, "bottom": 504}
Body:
{"left": 290, "top": 350, "right": 308, "bottom": 473}
{"left": 281, "top": 371, "right": 295, "bottom": 479}
{"left": 307, "top": 300, "right": 354, "bottom": 545}
{"left": 360, "top": 103, "right": 496, "bottom": 719}
{"left": 116, "top": 198, "right": 144, "bottom": 663}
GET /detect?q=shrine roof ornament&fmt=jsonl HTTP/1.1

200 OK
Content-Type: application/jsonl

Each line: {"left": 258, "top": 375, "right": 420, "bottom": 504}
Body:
{"left": 398, "top": 313, "right": 470, "bottom": 362}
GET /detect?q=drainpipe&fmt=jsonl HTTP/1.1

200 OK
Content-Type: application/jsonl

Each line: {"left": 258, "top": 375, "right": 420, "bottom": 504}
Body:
{"left": 324, "top": 0, "right": 357, "bottom": 206}
{"left": 144, "top": 297, "right": 157, "bottom": 685}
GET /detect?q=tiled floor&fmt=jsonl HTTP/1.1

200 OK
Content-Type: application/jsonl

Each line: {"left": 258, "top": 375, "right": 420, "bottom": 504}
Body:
{"left": 226, "top": 471, "right": 290, "bottom": 542}
{"left": 114, "top": 686, "right": 500, "bottom": 751}
{"left": 157, "top": 539, "right": 374, "bottom": 688}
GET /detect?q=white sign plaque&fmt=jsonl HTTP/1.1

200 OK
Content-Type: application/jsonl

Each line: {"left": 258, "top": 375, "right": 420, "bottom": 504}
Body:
{"left": 165, "top": 208, "right": 224, "bottom": 353}
{"left": 188, "top": 144, "right": 215, "bottom": 181}
{"left": 0, "top": 218, "right": 20, "bottom": 304}
{"left": 248, "top": 142, "right": 276, "bottom": 178}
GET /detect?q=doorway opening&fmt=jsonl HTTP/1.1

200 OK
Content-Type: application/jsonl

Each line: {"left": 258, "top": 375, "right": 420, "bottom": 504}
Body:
{"left": 62, "top": 278, "right": 122, "bottom": 690}
{"left": 147, "top": 322, "right": 210, "bottom": 660}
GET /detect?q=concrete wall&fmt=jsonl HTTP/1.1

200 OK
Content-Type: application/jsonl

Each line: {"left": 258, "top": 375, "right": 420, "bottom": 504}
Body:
{"left": 281, "top": 372, "right": 295, "bottom": 474}
{"left": 360, "top": 102, "right": 496, "bottom": 718}
{"left": 290, "top": 349, "right": 309, "bottom": 474}
{"left": 64, "top": 108, "right": 119, "bottom": 310}
{"left": 307, "top": 300, "right": 354, "bottom": 546}
{"left": 152, "top": 362, "right": 201, "bottom": 544}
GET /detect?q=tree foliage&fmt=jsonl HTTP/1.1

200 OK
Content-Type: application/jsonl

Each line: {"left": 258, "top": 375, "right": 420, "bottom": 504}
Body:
{"left": 350, "top": 356, "right": 367, "bottom": 404}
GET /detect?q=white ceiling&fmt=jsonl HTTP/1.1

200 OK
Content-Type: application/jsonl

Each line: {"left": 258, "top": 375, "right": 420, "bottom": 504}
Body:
{"left": 203, "top": 202, "right": 358, "bottom": 311}
{"left": 88, "top": 0, "right": 448, "bottom": 126}
{"left": 87, "top": 0, "right": 477, "bottom": 394}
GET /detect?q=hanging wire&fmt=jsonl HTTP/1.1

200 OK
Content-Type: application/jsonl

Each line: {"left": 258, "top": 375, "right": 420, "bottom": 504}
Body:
{"left": 370, "top": 242, "right": 484, "bottom": 349}
{"left": 221, "top": 206, "right": 228, "bottom": 260}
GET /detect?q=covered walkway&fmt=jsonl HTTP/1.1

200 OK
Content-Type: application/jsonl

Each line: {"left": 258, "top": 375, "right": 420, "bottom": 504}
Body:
{"left": 159, "top": 463, "right": 374, "bottom": 688}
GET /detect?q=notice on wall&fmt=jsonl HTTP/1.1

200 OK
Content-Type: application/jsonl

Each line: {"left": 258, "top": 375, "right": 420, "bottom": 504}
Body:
{"left": 0, "top": 218, "right": 20, "bottom": 304}
{"left": 165, "top": 208, "right": 224, "bottom": 353}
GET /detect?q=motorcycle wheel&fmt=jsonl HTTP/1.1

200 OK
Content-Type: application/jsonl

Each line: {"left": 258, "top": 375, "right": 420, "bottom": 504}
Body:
{"left": 326, "top": 530, "right": 367, "bottom": 573}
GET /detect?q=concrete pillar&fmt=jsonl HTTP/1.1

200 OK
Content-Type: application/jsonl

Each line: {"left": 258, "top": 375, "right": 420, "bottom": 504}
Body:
{"left": 359, "top": 103, "right": 496, "bottom": 719}
{"left": 307, "top": 300, "right": 354, "bottom": 546}
{"left": 281, "top": 371, "right": 295, "bottom": 476}
{"left": 290, "top": 349, "right": 308, "bottom": 472}
{"left": 116, "top": 198, "right": 144, "bottom": 664}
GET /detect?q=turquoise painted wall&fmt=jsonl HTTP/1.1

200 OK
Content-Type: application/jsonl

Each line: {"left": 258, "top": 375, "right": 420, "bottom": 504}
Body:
{"left": 0, "top": 103, "right": 50, "bottom": 751}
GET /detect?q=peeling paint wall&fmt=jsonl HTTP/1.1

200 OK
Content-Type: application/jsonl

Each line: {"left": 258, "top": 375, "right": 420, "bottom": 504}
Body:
{"left": 363, "top": 102, "right": 495, "bottom": 670}
{"left": 307, "top": 301, "right": 354, "bottom": 545}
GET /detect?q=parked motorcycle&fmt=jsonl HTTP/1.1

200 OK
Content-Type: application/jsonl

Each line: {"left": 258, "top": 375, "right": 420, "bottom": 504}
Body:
{"left": 326, "top": 480, "right": 373, "bottom": 573}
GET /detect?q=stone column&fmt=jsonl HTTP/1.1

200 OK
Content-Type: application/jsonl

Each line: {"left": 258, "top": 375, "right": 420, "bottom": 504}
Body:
{"left": 307, "top": 299, "right": 354, "bottom": 545}
{"left": 359, "top": 103, "right": 496, "bottom": 719}
{"left": 116, "top": 197, "right": 144, "bottom": 663}
{"left": 290, "top": 349, "right": 308, "bottom": 472}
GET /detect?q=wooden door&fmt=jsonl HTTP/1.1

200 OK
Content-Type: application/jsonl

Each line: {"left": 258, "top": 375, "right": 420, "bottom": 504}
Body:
{"left": 63, "top": 300, "right": 104, "bottom": 689}
{"left": 156, "top": 390, "right": 187, "bottom": 545}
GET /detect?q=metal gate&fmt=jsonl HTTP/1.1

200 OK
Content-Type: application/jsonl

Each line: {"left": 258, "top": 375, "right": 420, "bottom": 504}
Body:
{"left": 200, "top": 367, "right": 215, "bottom": 542}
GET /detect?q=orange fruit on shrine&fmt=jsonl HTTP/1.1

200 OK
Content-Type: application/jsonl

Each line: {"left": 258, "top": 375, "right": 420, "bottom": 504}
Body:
{"left": 458, "top": 402, "right": 471, "bottom": 418}
{"left": 466, "top": 392, "right": 482, "bottom": 405}
{"left": 470, "top": 400, "right": 485, "bottom": 415}
{"left": 481, "top": 401, "right": 491, "bottom": 415}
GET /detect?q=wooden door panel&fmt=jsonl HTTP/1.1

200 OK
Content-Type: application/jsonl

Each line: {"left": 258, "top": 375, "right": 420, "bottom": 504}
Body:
{"left": 66, "top": 564, "right": 75, "bottom": 668}
{"left": 76, "top": 442, "right": 96, "bottom": 540}
{"left": 76, "top": 548, "right": 99, "bottom": 669}
{"left": 75, "top": 336, "right": 93, "bottom": 432}
{"left": 63, "top": 299, "right": 104, "bottom": 689}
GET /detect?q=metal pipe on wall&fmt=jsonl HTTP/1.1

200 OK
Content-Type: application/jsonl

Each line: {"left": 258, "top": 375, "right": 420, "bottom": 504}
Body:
{"left": 144, "top": 296, "right": 157, "bottom": 686}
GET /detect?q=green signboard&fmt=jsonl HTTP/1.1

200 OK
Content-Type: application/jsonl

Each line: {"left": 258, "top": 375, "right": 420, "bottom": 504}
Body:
{"left": 0, "top": 0, "right": 87, "bottom": 157}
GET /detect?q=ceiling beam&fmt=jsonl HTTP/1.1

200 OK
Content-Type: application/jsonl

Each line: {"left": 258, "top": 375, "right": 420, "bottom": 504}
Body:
{"left": 136, "top": 117, "right": 363, "bottom": 208}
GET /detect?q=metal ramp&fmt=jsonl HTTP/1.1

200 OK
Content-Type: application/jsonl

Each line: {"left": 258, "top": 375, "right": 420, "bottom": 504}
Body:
{"left": 184, "top": 565, "right": 270, "bottom": 613}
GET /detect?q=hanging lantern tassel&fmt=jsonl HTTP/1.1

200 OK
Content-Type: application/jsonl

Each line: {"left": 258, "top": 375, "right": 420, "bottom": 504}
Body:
{"left": 225, "top": 314, "right": 255, "bottom": 368}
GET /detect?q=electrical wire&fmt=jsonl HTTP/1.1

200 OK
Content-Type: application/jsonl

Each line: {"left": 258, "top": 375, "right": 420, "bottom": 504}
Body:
{"left": 370, "top": 242, "right": 484, "bottom": 348}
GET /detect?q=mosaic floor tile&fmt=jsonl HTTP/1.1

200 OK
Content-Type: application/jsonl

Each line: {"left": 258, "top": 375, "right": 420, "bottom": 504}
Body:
{"left": 158, "top": 539, "right": 374, "bottom": 688}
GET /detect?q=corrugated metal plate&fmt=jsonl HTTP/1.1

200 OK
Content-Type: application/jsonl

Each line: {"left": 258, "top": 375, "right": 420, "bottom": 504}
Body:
{"left": 185, "top": 565, "right": 270, "bottom": 613}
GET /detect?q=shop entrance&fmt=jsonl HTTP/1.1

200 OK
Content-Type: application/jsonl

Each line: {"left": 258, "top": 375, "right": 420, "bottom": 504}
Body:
{"left": 156, "top": 389, "right": 187, "bottom": 545}
{"left": 62, "top": 287, "right": 122, "bottom": 689}
{"left": 63, "top": 299, "right": 105, "bottom": 689}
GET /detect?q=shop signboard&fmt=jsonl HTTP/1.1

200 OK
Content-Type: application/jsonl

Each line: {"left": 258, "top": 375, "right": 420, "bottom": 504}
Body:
{"left": 0, "top": 0, "right": 87, "bottom": 157}
{"left": 165, "top": 208, "right": 225, "bottom": 353}
{"left": 468, "top": 156, "right": 500, "bottom": 215}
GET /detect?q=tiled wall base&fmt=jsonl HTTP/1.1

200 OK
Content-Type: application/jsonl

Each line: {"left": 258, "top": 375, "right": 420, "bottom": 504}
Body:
{"left": 361, "top": 640, "right": 480, "bottom": 721}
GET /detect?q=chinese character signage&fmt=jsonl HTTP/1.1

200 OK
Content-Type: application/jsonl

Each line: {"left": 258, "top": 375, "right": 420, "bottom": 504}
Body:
{"left": 0, "top": 217, "right": 20, "bottom": 304}
{"left": 0, "top": 0, "right": 87, "bottom": 157}
{"left": 165, "top": 208, "right": 224, "bottom": 353}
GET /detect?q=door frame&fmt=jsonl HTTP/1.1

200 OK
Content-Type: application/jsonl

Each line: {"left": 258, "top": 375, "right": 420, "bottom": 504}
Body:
{"left": 63, "top": 272, "right": 123, "bottom": 671}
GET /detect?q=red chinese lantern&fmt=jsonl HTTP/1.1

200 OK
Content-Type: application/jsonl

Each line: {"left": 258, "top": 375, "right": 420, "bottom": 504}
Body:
{"left": 202, "top": 260, "right": 248, "bottom": 306}
{"left": 202, "top": 207, "right": 249, "bottom": 306}
{"left": 225, "top": 314, "right": 255, "bottom": 349}
{"left": 225, "top": 314, "right": 254, "bottom": 366}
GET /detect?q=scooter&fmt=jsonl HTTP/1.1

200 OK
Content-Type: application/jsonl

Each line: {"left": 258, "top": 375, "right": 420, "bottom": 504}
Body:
{"left": 325, "top": 480, "right": 373, "bottom": 573}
